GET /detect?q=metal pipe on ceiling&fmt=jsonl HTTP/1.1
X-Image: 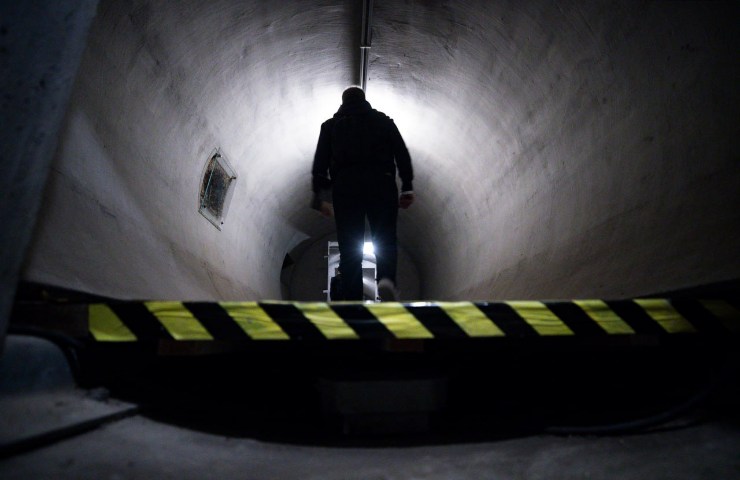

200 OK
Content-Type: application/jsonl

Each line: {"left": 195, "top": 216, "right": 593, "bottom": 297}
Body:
{"left": 359, "top": 0, "right": 373, "bottom": 91}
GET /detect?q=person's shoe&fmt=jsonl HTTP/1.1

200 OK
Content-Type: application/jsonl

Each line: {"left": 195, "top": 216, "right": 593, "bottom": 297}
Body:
{"left": 377, "top": 278, "right": 399, "bottom": 302}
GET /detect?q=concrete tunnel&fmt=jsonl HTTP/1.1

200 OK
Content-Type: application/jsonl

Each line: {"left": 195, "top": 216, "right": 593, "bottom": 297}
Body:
{"left": 1, "top": 1, "right": 740, "bottom": 475}
{"left": 7, "top": 0, "right": 739, "bottom": 310}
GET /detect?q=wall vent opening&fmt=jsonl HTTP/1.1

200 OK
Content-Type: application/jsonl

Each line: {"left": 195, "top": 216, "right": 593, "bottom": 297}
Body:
{"left": 199, "top": 148, "right": 237, "bottom": 230}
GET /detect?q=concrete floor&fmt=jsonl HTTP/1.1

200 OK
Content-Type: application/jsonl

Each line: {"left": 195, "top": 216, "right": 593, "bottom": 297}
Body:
{"left": 1, "top": 414, "right": 739, "bottom": 479}
{"left": 3, "top": 334, "right": 738, "bottom": 479}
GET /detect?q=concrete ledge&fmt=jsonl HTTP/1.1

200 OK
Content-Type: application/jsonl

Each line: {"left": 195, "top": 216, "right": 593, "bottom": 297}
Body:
{"left": 0, "top": 335, "right": 137, "bottom": 457}
{"left": 0, "top": 391, "right": 137, "bottom": 457}
{"left": 0, "top": 335, "right": 75, "bottom": 394}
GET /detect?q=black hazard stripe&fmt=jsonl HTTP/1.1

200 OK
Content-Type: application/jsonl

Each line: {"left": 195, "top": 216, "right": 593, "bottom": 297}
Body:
{"left": 183, "top": 302, "right": 252, "bottom": 340}
{"left": 475, "top": 302, "right": 539, "bottom": 337}
{"left": 669, "top": 299, "right": 732, "bottom": 334}
{"left": 330, "top": 304, "right": 393, "bottom": 339}
{"left": 404, "top": 305, "right": 468, "bottom": 338}
{"left": 107, "top": 302, "right": 172, "bottom": 340}
{"left": 259, "top": 303, "right": 326, "bottom": 340}
{"left": 704, "top": 299, "right": 740, "bottom": 333}
{"left": 605, "top": 300, "right": 666, "bottom": 335}
{"left": 546, "top": 302, "right": 608, "bottom": 336}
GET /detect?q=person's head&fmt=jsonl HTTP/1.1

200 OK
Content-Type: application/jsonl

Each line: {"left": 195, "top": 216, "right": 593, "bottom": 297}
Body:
{"left": 342, "top": 86, "right": 365, "bottom": 104}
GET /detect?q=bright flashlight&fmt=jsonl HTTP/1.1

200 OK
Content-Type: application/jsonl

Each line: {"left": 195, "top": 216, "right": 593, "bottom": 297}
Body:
{"left": 363, "top": 242, "right": 375, "bottom": 255}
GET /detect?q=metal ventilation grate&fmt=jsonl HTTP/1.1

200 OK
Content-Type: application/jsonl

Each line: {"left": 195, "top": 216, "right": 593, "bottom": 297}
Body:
{"left": 199, "top": 149, "right": 237, "bottom": 230}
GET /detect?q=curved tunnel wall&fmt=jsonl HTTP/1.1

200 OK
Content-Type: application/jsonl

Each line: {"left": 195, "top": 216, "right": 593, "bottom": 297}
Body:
{"left": 22, "top": 0, "right": 740, "bottom": 301}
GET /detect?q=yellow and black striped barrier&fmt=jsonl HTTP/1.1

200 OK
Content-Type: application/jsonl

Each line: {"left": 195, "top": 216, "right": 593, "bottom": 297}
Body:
{"left": 88, "top": 298, "right": 740, "bottom": 342}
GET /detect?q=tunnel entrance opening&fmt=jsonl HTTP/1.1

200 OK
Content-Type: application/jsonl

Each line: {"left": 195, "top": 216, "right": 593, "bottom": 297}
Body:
{"left": 326, "top": 241, "right": 378, "bottom": 302}
{"left": 282, "top": 234, "right": 422, "bottom": 301}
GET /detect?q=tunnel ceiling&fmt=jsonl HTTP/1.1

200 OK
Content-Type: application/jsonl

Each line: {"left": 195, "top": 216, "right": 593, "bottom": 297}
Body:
{"left": 22, "top": 0, "right": 740, "bottom": 301}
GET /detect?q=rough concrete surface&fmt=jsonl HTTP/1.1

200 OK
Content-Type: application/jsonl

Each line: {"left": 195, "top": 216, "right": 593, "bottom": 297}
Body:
{"left": 0, "top": 0, "right": 98, "bottom": 347}
{"left": 0, "top": 415, "right": 738, "bottom": 479}
{"left": 0, "top": 335, "right": 74, "bottom": 395}
{"left": 2, "top": 2, "right": 739, "bottom": 478}
{"left": 0, "top": 391, "right": 136, "bottom": 453}
{"left": 18, "top": 0, "right": 739, "bottom": 302}
{"left": 0, "top": 335, "right": 137, "bottom": 456}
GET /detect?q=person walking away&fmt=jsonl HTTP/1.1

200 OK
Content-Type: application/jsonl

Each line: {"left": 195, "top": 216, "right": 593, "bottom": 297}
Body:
{"left": 311, "top": 87, "right": 415, "bottom": 301}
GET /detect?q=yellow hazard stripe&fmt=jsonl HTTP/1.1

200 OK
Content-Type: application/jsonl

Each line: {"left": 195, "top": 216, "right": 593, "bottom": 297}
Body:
{"left": 700, "top": 300, "right": 740, "bottom": 333}
{"left": 574, "top": 300, "right": 635, "bottom": 334}
{"left": 294, "top": 303, "right": 359, "bottom": 339}
{"left": 365, "top": 303, "right": 434, "bottom": 339}
{"left": 634, "top": 299, "right": 696, "bottom": 334}
{"left": 89, "top": 304, "right": 137, "bottom": 341}
{"left": 438, "top": 302, "right": 504, "bottom": 337}
{"left": 145, "top": 301, "right": 213, "bottom": 340}
{"left": 86, "top": 299, "right": 736, "bottom": 343}
{"left": 220, "top": 302, "right": 290, "bottom": 340}
{"left": 507, "top": 301, "right": 574, "bottom": 336}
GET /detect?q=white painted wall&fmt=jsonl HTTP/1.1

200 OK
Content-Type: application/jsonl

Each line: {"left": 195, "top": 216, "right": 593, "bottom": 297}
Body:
{"left": 20, "top": 0, "right": 740, "bottom": 301}
{"left": 24, "top": 0, "right": 356, "bottom": 300}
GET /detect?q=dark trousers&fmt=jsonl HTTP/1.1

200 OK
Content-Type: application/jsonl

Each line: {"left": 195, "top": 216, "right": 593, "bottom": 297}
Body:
{"left": 332, "top": 171, "right": 398, "bottom": 300}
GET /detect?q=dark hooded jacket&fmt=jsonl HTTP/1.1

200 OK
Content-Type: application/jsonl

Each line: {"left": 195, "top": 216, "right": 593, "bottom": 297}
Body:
{"left": 312, "top": 99, "right": 413, "bottom": 194}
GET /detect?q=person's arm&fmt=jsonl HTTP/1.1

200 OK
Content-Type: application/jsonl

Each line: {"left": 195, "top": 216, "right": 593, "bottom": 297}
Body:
{"left": 311, "top": 121, "right": 334, "bottom": 216}
{"left": 389, "top": 120, "right": 415, "bottom": 209}
{"left": 312, "top": 121, "right": 333, "bottom": 193}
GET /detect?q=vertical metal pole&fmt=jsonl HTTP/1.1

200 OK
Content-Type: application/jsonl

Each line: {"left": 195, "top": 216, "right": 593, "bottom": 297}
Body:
{"left": 359, "top": 0, "right": 373, "bottom": 92}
